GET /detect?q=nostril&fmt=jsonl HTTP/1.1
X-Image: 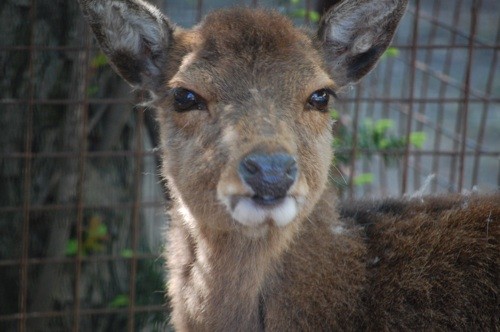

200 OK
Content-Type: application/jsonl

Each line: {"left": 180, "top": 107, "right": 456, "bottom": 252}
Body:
{"left": 241, "top": 157, "right": 261, "bottom": 175}
{"left": 285, "top": 157, "right": 298, "bottom": 178}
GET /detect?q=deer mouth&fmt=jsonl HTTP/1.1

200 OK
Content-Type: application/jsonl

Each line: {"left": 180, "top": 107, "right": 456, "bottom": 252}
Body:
{"left": 226, "top": 194, "right": 301, "bottom": 228}
{"left": 251, "top": 194, "right": 286, "bottom": 206}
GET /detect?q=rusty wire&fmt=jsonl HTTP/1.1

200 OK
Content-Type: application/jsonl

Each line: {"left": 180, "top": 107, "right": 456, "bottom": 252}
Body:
{"left": 0, "top": 0, "right": 498, "bottom": 329}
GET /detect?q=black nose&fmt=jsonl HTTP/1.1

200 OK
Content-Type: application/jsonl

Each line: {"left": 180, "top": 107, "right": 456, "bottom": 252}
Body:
{"left": 238, "top": 152, "right": 298, "bottom": 205}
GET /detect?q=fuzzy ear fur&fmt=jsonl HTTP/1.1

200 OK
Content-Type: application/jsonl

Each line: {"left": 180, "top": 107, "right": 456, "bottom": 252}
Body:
{"left": 79, "top": 0, "right": 174, "bottom": 92}
{"left": 318, "top": 0, "right": 408, "bottom": 88}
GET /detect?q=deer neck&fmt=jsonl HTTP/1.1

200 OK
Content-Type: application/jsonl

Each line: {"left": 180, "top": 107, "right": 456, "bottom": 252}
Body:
{"left": 170, "top": 199, "right": 297, "bottom": 331}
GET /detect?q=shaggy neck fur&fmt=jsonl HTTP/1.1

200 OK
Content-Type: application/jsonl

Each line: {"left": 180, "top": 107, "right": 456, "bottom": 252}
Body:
{"left": 167, "top": 197, "right": 300, "bottom": 331}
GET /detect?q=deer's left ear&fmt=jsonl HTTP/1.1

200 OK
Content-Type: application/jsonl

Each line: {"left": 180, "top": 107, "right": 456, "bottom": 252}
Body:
{"left": 317, "top": 0, "right": 408, "bottom": 88}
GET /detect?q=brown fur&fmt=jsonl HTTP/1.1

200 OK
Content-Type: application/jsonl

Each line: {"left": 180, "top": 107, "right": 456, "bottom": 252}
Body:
{"left": 79, "top": 1, "right": 499, "bottom": 330}
{"left": 341, "top": 194, "right": 499, "bottom": 330}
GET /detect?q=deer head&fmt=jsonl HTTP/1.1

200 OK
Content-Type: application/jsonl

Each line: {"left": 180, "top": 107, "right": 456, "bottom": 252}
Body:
{"left": 79, "top": 0, "right": 408, "bottom": 236}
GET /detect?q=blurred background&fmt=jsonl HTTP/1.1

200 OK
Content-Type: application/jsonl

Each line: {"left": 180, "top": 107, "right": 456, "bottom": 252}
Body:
{"left": 0, "top": 0, "right": 498, "bottom": 331}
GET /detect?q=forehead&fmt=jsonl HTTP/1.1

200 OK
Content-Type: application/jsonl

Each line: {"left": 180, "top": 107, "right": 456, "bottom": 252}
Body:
{"left": 172, "top": 9, "right": 331, "bottom": 100}
{"left": 199, "top": 9, "right": 308, "bottom": 57}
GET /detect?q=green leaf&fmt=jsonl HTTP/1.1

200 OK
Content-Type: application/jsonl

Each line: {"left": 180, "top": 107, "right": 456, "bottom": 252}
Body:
{"left": 330, "top": 109, "right": 340, "bottom": 120}
{"left": 409, "top": 131, "right": 427, "bottom": 149}
{"left": 87, "top": 216, "right": 108, "bottom": 238}
{"left": 379, "top": 138, "right": 391, "bottom": 149}
{"left": 87, "top": 85, "right": 99, "bottom": 97}
{"left": 65, "top": 239, "right": 78, "bottom": 256}
{"left": 374, "top": 119, "right": 394, "bottom": 135}
{"left": 121, "top": 249, "right": 134, "bottom": 258}
{"left": 353, "top": 173, "right": 374, "bottom": 186}
{"left": 308, "top": 11, "right": 320, "bottom": 23}
{"left": 109, "top": 294, "right": 129, "bottom": 308}
{"left": 91, "top": 53, "right": 108, "bottom": 68}
{"left": 289, "top": 9, "right": 320, "bottom": 23}
{"left": 382, "top": 47, "right": 400, "bottom": 59}
{"left": 96, "top": 224, "right": 108, "bottom": 237}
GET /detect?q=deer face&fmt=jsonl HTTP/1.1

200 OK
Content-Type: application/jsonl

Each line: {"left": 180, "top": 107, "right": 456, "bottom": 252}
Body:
{"left": 156, "top": 11, "right": 334, "bottom": 233}
{"left": 79, "top": 0, "right": 407, "bottom": 235}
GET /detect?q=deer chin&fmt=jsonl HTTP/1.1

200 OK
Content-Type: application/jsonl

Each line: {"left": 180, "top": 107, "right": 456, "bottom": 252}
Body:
{"left": 225, "top": 195, "right": 301, "bottom": 228}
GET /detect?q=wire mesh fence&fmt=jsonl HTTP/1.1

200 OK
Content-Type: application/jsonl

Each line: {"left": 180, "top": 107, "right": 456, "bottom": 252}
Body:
{"left": 0, "top": 0, "right": 498, "bottom": 331}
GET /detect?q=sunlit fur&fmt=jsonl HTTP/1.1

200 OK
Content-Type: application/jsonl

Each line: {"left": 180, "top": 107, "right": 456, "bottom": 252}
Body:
{"left": 80, "top": 0, "right": 499, "bottom": 330}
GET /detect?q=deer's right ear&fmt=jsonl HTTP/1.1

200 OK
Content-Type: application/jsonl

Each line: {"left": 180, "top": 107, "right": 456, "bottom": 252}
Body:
{"left": 79, "top": 0, "right": 174, "bottom": 92}
{"left": 317, "top": 0, "right": 408, "bottom": 88}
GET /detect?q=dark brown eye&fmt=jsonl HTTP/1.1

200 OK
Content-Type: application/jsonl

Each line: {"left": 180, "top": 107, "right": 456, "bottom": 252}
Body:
{"left": 173, "top": 88, "right": 206, "bottom": 112}
{"left": 308, "top": 89, "right": 331, "bottom": 112}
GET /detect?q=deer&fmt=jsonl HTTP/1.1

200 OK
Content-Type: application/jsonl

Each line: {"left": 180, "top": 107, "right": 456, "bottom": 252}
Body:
{"left": 79, "top": 0, "right": 499, "bottom": 330}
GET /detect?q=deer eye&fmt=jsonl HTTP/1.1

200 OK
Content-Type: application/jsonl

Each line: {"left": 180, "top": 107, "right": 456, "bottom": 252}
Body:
{"left": 173, "top": 88, "right": 206, "bottom": 112}
{"left": 307, "top": 89, "right": 332, "bottom": 112}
